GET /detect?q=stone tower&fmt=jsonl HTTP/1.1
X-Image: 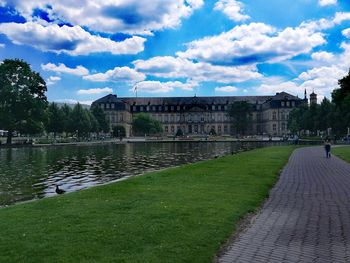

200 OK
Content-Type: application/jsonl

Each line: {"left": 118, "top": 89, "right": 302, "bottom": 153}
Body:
{"left": 310, "top": 91, "right": 317, "bottom": 105}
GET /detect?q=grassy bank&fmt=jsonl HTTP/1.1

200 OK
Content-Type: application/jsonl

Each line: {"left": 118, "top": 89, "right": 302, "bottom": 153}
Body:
{"left": 333, "top": 146, "right": 350, "bottom": 162}
{"left": 0, "top": 146, "right": 295, "bottom": 263}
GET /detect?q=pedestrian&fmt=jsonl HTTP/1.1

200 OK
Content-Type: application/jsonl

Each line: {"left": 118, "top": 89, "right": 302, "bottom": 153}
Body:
{"left": 324, "top": 138, "right": 331, "bottom": 158}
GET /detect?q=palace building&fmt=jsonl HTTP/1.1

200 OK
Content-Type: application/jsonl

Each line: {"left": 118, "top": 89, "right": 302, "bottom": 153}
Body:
{"left": 92, "top": 91, "right": 313, "bottom": 137}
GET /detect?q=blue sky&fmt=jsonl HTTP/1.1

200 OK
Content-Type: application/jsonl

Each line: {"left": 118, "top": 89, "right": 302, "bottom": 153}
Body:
{"left": 0, "top": 0, "right": 350, "bottom": 104}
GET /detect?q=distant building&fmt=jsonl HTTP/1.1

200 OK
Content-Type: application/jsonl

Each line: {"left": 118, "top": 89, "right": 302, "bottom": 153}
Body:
{"left": 310, "top": 91, "right": 317, "bottom": 105}
{"left": 92, "top": 92, "right": 306, "bottom": 137}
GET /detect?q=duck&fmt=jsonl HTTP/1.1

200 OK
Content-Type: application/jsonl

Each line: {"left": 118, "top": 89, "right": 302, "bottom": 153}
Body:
{"left": 55, "top": 185, "right": 66, "bottom": 194}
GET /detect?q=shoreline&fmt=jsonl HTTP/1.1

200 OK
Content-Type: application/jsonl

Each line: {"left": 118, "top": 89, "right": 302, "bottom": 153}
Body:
{"left": 0, "top": 137, "right": 324, "bottom": 149}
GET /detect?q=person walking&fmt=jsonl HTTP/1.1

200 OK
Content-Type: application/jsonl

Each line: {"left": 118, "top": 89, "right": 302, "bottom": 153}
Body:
{"left": 324, "top": 138, "right": 331, "bottom": 158}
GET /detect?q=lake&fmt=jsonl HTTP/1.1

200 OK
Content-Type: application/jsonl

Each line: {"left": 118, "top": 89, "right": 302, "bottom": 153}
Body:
{"left": 0, "top": 141, "right": 285, "bottom": 206}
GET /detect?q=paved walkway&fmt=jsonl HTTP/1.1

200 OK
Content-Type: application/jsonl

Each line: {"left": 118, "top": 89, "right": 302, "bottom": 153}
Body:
{"left": 219, "top": 146, "right": 350, "bottom": 263}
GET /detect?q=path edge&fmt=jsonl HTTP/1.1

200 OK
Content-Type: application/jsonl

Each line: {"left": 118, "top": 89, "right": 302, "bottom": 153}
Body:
{"left": 212, "top": 148, "right": 296, "bottom": 262}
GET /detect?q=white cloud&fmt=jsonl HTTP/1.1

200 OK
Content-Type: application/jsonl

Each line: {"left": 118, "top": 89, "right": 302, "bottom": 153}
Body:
{"left": 46, "top": 75, "right": 61, "bottom": 85}
{"left": 214, "top": 0, "right": 249, "bottom": 22}
{"left": 311, "top": 51, "right": 334, "bottom": 62}
{"left": 0, "top": 22, "right": 146, "bottom": 55}
{"left": 215, "top": 86, "right": 238, "bottom": 92}
{"left": 257, "top": 42, "right": 350, "bottom": 100}
{"left": 0, "top": 43, "right": 4, "bottom": 48}
{"left": 83, "top": 66, "right": 145, "bottom": 83}
{"left": 54, "top": 99, "right": 93, "bottom": 105}
{"left": 6, "top": 0, "right": 203, "bottom": 35}
{"left": 41, "top": 63, "right": 89, "bottom": 76}
{"left": 77, "top": 87, "right": 113, "bottom": 95}
{"left": 132, "top": 80, "right": 198, "bottom": 93}
{"left": 133, "top": 56, "right": 261, "bottom": 83}
{"left": 318, "top": 0, "right": 337, "bottom": 6}
{"left": 342, "top": 28, "right": 350, "bottom": 38}
{"left": 177, "top": 22, "right": 326, "bottom": 65}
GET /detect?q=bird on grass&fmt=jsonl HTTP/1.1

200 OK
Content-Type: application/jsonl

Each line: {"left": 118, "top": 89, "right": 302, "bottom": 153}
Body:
{"left": 55, "top": 185, "right": 66, "bottom": 194}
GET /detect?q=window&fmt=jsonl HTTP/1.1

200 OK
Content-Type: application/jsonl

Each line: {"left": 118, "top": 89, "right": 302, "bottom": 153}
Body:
{"left": 165, "top": 126, "right": 169, "bottom": 132}
{"left": 158, "top": 106, "right": 162, "bottom": 111}
{"left": 170, "top": 115, "right": 174, "bottom": 122}
{"left": 212, "top": 105, "right": 215, "bottom": 110}
{"left": 111, "top": 103, "right": 115, "bottom": 109}
{"left": 224, "top": 125, "right": 228, "bottom": 133}
{"left": 171, "top": 106, "right": 174, "bottom": 111}
{"left": 177, "top": 106, "right": 180, "bottom": 111}
{"left": 152, "top": 106, "right": 156, "bottom": 111}
{"left": 272, "top": 111, "right": 277, "bottom": 120}
{"left": 165, "top": 115, "right": 169, "bottom": 122}
{"left": 100, "top": 104, "right": 104, "bottom": 109}
{"left": 106, "top": 103, "right": 110, "bottom": 109}
{"left": 282, "top": 123, "right": 286, "bottom": 131}
{"left": 165, "top": 106, "right": 168, "bottom": 111}
{"left": 286, "top": 101, "right": 290, "bottom": 107}
{"left": 281, "top": 101, "right": 285, "bottom": 107}
{"left": 146, "top": 106, "right": 150, "bottom": 111}
{"left": 273, "top": 124, "right": 277, "bottom": 131}
{"left": 171, "top": 126, "right": 175, "bottom": 133}
{"left": 291, "top": 101, "right": 295, "bottom": 107}
{"left": 140, "top": 106, "right": 143, "bottom": 111}
{"left": 218, "top": 126, "right": 222, "bottom": 133}
{"left": 218, "top": 114, "right": 222, "bottom": 121}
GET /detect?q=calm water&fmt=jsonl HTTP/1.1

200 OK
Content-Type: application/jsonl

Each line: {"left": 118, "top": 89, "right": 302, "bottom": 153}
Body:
{"left": 0, "top": 141, "right": 283, "bottom": 206}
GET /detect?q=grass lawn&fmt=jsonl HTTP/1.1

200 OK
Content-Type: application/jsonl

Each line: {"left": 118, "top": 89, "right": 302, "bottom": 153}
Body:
{"left": 333, "top": 146, "right": 350, "bottom": 162}
{"left": 0, "top": 146, "right": 295, "bottom": 263}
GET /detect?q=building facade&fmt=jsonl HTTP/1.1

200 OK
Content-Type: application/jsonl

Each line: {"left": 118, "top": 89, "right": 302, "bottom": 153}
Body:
{"left": 92, "top": 91, "right": 311, "bottom": 137}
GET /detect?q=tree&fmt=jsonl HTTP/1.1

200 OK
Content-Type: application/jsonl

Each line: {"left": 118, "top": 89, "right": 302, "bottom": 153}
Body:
{"left": 132, "top": 113, "right": 163, "bottom": 135}
{"left": 87, "top": 110, "right": 99, "bottom": 134}
{"left": 112, "top": 125, "right": 126, "bottom": 138}
{"left": 288, "top": 103, "right": 309, "bottom": 134}
{"left": 91, "top": 104, "right": 109, "bottom": 133}
{"left": 175, "top": 128, "right": 184, "bottom": 137}
{"left": 61, "top": 104, "right": 73, "bottom": 135}
{"left": 70, "top": 103, "right": 91, "bottom": 138}
{"left": 0, "top": 59, "right": 48, "bottom": 144}
{"left": 316, "top": 98, "right": 333, "bottom": 132}
{"left": 227, "top": 101, "right": 252, "bottom": 135}
{"left": 328, "top": 70, "right": 350, "bottom": 135}
{"left": 46, "top": 102, "right": 64, "bottom": 137}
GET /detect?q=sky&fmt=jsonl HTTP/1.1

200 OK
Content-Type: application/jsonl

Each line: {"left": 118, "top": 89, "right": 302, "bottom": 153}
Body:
{"left": 1, "top": 0, "right": 350, "bottom": 104}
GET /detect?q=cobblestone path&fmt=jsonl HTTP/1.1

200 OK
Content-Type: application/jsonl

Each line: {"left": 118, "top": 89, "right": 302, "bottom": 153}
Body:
{"left": 219, "top": 146, "right": 350, "bottom": 263}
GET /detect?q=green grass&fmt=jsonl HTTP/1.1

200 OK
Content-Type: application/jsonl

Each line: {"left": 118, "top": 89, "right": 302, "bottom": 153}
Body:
{"left": 0, "top": 146, "right": 295, "bottom": 263}
{"left": 333, "top": 146, "right": 350, "bottom": 162}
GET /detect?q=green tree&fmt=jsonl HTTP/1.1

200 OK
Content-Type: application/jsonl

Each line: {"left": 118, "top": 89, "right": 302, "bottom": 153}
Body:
{"left": 70, "top": 103, "right": 91, "bottom": 138}
{"left": 46, "top": 103, "right": 64, "bottom": 137}
{"left": 112, "top": 125, "right": 126, "bottom": 138}
{"left": 316, "top": 98, "right": 333, "bottom": 132}
{"left": 175, "top": 128, "right": 184, "bottom": 137}
{"left": 227, "top": 101, "right": 252, "bottom": 135}
{"left": 91, "top": 105, "right": 109, "bottom": 133}
{"left": 0, "top": 59, "right": 48, "bottom": 144}
{"left": 132, "top": 113, "right": 163, "bottom": 136}
{"left": 61, "top": 104, "right": 73, "bottom": 135}
{"left": 288, "top": 103, "right": 309, "bottom": 134}
{"left": 87, "top": 111, "right": 99, "bottom": 134}
{"left": 332, "top": 69, "right": 350, "bottom": 135}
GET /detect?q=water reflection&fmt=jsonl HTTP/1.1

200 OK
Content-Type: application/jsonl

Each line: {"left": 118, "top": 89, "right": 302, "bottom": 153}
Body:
{"left": 0, "top": 142, "right": 283, "bottom": 206}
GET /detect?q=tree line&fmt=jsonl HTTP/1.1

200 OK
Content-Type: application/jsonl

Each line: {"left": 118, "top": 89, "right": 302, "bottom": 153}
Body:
{"left": 288, "top": 70, "right": 350, "bottom": 137}
{"left": 46, "top": 103, "right": 110, "bottom": 138}
{"left": 0, "top": 59, "right": 113, "bottom": 144}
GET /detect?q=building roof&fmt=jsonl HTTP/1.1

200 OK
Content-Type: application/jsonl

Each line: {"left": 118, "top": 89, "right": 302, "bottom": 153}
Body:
{"left": 92, "top": 92, "right": 301, "bottom": 106}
